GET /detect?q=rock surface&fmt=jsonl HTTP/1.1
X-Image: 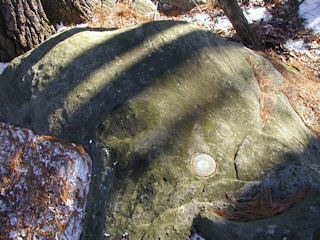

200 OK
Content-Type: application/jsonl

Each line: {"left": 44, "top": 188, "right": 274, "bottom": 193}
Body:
{"left": 0, "top": 21, "right": 320, "bottom": 239}
{"left": 0, "top": 122, "right": 91, "bottom": 239}
{"left": 101, "top": 0, "right": 117, "bottom": 9}
{"left": 132, "top": 0, "right": 157, "bottom": 16}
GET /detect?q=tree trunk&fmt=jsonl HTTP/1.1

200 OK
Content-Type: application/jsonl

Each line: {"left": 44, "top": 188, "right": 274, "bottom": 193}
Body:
{"left": 217, "top": 0, "right": 260, "bottom": 49}
{"left": 41, "top": 0, "right": 93, "bottom": 26}
{"left": 0, "top": 0, "right": 56, "bottom": 62}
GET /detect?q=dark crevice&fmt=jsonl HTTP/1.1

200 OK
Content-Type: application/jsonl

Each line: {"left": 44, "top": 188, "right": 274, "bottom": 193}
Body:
{"left": 167, "top": 180, "right": 178, "bottom": 202}
{"left": 129, "top": 182, "right": 141, "bottom": 218}
{"left": 139, "top": 232, "right": 147, "bottom": 240}
{"left": 233, "top": 136, "right": 247, "bottom": 179}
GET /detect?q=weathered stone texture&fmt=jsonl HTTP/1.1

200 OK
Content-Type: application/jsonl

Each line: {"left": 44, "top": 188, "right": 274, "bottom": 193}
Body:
{"left": 0, "top": 21, "right": 319, "bottom": 239}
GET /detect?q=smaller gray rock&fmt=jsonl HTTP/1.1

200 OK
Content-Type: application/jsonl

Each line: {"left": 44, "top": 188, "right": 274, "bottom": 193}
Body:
{"left": 100, "top": 0, "right": 117, "bottom": 9}
{"left": 0, "top": 122, "right": 92, "bottom": 240}
{"left": 133, "top": 0, "right": 158, "bottom": 16}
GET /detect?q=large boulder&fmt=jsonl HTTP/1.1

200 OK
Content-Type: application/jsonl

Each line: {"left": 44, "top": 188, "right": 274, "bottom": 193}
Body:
{"left": 0, "top": 21, "right": 320, "bottom": 239}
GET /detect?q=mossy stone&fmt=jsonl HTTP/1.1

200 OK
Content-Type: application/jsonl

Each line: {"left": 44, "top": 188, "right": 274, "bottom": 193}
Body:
{"left": 0, "top": 21, "right": 319, "bottom": 239}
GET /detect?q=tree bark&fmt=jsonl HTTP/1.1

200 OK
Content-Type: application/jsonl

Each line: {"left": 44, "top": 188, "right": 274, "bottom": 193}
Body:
{"left": 217, "top": 0, "right": 260, "bottom": 49}
{"left": 0, "top": 0, "right": 56, "bottom": 62}
{"left": 41, "top": 0, "right": 93, "bottom": 26}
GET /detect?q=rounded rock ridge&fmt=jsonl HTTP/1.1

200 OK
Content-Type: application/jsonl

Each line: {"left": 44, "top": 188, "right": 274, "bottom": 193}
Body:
{"left": 191, "top": 153, "right": 216, "bottom": 177}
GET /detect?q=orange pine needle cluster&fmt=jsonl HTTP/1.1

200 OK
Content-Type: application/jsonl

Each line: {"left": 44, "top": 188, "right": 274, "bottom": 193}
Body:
{"left": 206, "top": 184, "right": 309, "bottom": 221}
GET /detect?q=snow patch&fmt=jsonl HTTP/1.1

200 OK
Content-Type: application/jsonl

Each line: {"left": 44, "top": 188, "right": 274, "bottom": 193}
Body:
{"left": 243, "top": 6, "right": 272, "bottom": 24}
{"left": 214, "top": 16, "right": 233, "bottom": 33}
{"left": 56, "top": 22, "right": 89, "bottom": 33}
{"left": 193, "top": 13, "right": 211, "bottom": 23}
{"left": 76, "top": 23, "right": 89, "bottom": 28}
{"left": 285, "top": 39, "right": 320, "bottom": 60}
{"left": 191, "top": 233, "right": 206, "bottom": 240}
{"left": 193, "top": 13, "right": 212, "bottom": 28}
{"left": 56, "top": 22, "right": 68, "bottom": 32}
{"left": 285, "top": 39, "right": 307, "bottom": 53}
{"left": 299, "top": 0, "right": 320, "bottom": 33}
{"left": 0, "top": 62, "right": 9, "bottom": 75}
{"left": 249, "top": 0, "right": 264, "bottom": 4}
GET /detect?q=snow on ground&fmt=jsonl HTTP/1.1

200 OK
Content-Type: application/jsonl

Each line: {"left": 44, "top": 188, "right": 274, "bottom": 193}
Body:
{"left": 183, "top": 13, "right": 214, "bottom": 29}
{"left": 0, "top": 62, "right": 9, "bottom": 75}
{"left": 56, "top": 22, "right": 89, "bottom": 33}
{"left": 243, "top": 6, "right": 272, "bottom": 24}
{"left": 191, "top": 232, "right": 206, "bottom": 240}
{"left": 214, "top": 16, "right": 233, "bottom": 33}
{"left": 182, "top": 2, "right": 272, "bottom": 35}
{"left": 285, "top": 39, "right": 307, "bottom": 53}
{"left": 284, "top": 39, "right": 316, "bottom": 60}
{"left": 298, "top": 0, "right": 320, "bottom": 33}
{"left": 76, "top": 23, "right": 89, "bottom": 28}
{"left": 277, "top": 0, "right": 320, "bottom": 62}
{"left": 249, "top": 0, "right": 264, "bottom": 4}
{"left": 56, "top": 22, "right": 68, "bottom": 32}
{"left": 179, "top": 0, "right": 319, "bottom": 66}
{"left": 285, "top": 39, "right": 320, "bottom": 60}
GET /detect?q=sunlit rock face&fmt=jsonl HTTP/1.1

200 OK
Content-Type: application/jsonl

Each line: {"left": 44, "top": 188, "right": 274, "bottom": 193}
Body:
{"left": 0, "top": 122, "right": 91, "bottom": 240}
{"left": 1, "top": 21, "right": 320, "bottom": 239}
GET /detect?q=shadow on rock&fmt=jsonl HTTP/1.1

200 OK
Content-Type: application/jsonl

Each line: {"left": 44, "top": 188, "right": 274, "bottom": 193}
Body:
{"left": 192, "top": 136, "right": 320, "bottom": 240}
{"left": 0, "top": 20, "right": 319, "bottom": 240}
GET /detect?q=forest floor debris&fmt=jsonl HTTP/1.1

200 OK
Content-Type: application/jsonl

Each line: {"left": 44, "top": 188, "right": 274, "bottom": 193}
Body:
{"left": 206, "top": 184, "right": 310, "bottom": 221}
{"left": 85, "top": 0, "right": 320, "bottom": 80}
